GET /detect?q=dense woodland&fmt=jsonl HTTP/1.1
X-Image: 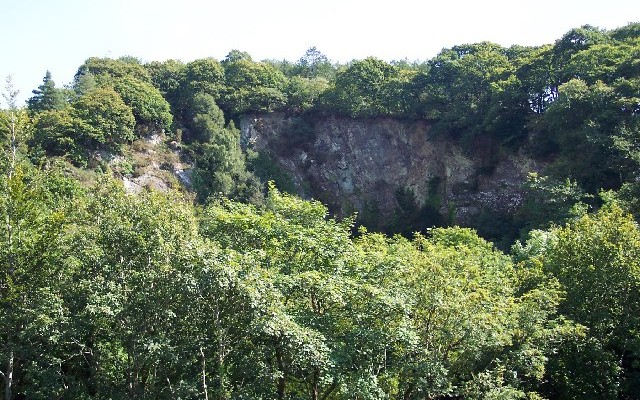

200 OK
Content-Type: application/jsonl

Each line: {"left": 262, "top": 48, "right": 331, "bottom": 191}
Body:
{"left": 0, "top": 23, "right": 639, "bottom": 399}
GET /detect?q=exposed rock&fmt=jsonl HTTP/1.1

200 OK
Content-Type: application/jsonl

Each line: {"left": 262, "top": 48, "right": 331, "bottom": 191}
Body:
{"left": 114, "top": 129, "right": 192, "bottom": 194}
{"left": 241, "top": 113, "right": 541, "bottom": 226}
{"left": 123, "top": 172, "right": 170, "bottom": 194}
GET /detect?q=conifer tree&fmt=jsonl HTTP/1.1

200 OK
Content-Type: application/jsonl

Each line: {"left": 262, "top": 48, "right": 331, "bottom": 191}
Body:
{"left": 26, "top": 71, "right": 65, "bottom": 114}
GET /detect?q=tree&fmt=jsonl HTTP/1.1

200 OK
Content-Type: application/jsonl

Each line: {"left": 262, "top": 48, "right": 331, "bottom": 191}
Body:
{"left": 539, "top": 205, "right": 640, "bottom": 398}
{"left": 145, "top": 59, "right": 185, "bottom": 110}
{"left": 0, "top": 164, "right": 75, "bottom": 398}
{"left": 71, "top": 87, "right": 135, "bottom": 150}
{"left": 516, "top": 173, "right": 590, "bottom": 231}
{"left": 187, "top": 94, "right": 261, "bottom": 202}
{"left": 191, "top": 138, "right": 262, "bottom": 204}
{"left": 74, "top": 57, "right": 151, "bottom": 85}
{"left": 186, "top": 93, "right": 225, "bottom": 143}
{"left": 180, "top": 58, "right": 225, "bottom": 103}
{"left": 199, "top": 188, "right": 372, "bottom": 399}
{"left": 219, "top": 58, "right": 288, "bottom": 116}
{"left": 58, "top": 181, "right": 200, "bottom": 397}
{"left": 284, "top": 76, "right": 330, "bottom": 113}
{"left": 352, "top": 227, "right": 561, "bottom": 399}
{"left": 1, "top": 77, "right": 26, "bottom": 177}
{"left": 324, "top": 57, "right": 407, "bottom": 117}
{"left": 112, "top": 76, "right": 173, "bottom": 132}
{"left": 563, "top": 42, "right": 634, "bottom": 84}
{"left": 540, "top": 77, "right": 639, "bottom": 193}
{"left": 30, "top": 108, "right": 80, "bottom": 159}
{"left": 513, "top": 44, "right": 556, "bottom": 114}
{"left": 295, "top": 47, "right": 334, "bottom": 79}
{"left": 73, "top": 72, "right": 98, "bottom": 99}
{"left": 420, "top": 42, "right": 513, "bottom": 136}
{"left": 552, "top": 25, "right": 609, "bottom": 84}
{"left": 0, "top": 86, "right": 74, "bottom": 400}
{"left": 26, "top": 71, "right": 65, "bottom": 114}
{"left": 222, "top": 50, "right": 253, "bottom": 65}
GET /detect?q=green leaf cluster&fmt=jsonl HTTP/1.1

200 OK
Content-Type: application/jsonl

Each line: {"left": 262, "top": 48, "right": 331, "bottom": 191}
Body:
{"left": 0, "top": 164, "right": 577, "bottom": 399}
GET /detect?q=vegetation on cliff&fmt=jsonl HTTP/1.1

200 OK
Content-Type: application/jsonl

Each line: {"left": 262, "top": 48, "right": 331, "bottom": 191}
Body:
{"left": 0, "top": 22, "right": 639, "bottom": 399}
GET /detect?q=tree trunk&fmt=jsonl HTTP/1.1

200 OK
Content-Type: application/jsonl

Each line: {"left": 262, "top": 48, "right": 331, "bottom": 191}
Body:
{"left": 3, "top": 105, "right": 17, "bottom": 400}
{"left": 311, "top": 368, "right": 319, "bottom": 400}
{"left": 4, "top": 350, "right": 13, "bottom": 400}
{"left": 200, "top": 346, "right": 209, "bottom": 400}
{"left": 275, "top": 346, "right": 286, "bottom": 400}
{"left": 319, "top": 380, "right": 339, "bottom": 400}
{"left": 2, "top": 86, "right": 18, "bottom": 400}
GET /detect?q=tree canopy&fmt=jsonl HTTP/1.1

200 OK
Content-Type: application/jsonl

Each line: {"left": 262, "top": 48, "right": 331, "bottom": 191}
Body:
{"left": 2, "top": 22, "right": 640, "bottom": 399}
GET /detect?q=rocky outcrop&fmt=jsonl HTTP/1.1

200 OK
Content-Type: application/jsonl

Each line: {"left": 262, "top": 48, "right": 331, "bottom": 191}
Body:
{"left": 115, "top": 132, "right": 192, "bottom": 194}
{"left": 241, "top": 113, "right": 541, "bottom": 226}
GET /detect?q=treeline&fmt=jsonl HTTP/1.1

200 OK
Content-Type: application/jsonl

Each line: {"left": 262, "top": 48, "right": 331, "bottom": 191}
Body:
{"left": 0, "top": 159, "right": 639, "bottom": 399}
{"left": 0, "top": 23, "right": 639, "bottom": 398}
{"left": 23, "top": 23, "right": 640, "bottom": 217}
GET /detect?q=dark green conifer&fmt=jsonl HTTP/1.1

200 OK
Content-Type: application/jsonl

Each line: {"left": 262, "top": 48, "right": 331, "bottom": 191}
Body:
{"left": 26, "top": 71, "right": 65, "bottom": 114}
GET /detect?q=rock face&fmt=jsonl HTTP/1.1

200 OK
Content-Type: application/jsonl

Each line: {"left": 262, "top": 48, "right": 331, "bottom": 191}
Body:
{"left": 116, "top": 131, "right": 192, "bottom": 194}
{"left": 241, "top": 113, "right": 541, "bottom": 226}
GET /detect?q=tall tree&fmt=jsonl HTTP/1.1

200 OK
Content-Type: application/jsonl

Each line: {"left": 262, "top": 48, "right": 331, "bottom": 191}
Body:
{"left": 325, "top": 57, "right": 409, "bottom": 117}
{"left": 188, "top": 93, "right": 262, "bottom": 203}
{"left": 219, "top": 58, "right": 288, "bottom": 116}
{"left": 71, "top": 87, "right": 136, "bottom": 149}
{"left": 539, "top": 205, "right": 640, "bottom": 398}
{"left": 2, "top": 80, "right": 80, "bottom": 398}
{"left": 26, "top": 71, "right": 65, "bottom": 114}
{"left": 112, "top": 75, "right": 173, "bottom": 132}
{"left": 295, "top": 47, "right": 334, "bottom": 79}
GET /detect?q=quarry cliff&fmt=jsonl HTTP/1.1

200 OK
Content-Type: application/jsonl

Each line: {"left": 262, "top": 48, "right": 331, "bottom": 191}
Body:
{"left": 240, "top": 113, "right": 541, "bottom": 231}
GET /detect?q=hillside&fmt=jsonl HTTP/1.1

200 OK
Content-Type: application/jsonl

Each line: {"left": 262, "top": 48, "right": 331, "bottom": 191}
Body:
{"left": 0, "top": 22, "right": 639, "bottom": 399}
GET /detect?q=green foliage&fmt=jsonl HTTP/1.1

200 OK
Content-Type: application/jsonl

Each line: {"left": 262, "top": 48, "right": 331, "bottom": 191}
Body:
{"left": 7, "top": 24, "right": 640, "bottom": 398}
{"left": 246, "top": 150, "right": 297, "bottom": 193}
{"left": 517, "top": 173, "right": 591, "bottom": 231}
{"left": 386, "top": 184, "right": 446, "bottom": 236}
{"left": 538, "top": 205, "right": 640, "bottom": 398}
{"left": 0, "top": 163, "right": 630, "bottom": 399}
{"left": 75, "top": 56, "right": 152, "bottom": 84}
{"left": 30, "top": 108, "right": 80, "bottom": 158}
{"left": 74, "top": 58, "right": 173, "bottom": 134}
{"left": 180, "top": 58, "right": 225, "bottom": 103}
{"left": 324, "top": 57, "right": 413, "bottom": 117}
{"left": 352, "top": 227, "right": 558, "bottom": 399}
{"left": 481, "top": 75, "right": 530, "bottom": 146}
{"left": 189, "top": 116, "right": 262, "bottom": 203}
{"left": 30, "top": 87, "right": 136, "bottom": 162}
{"left": 185, "top": 92, "right": 225, "bottom": 143}
{"left": 219, "top": 57, "right": 288, "bottom": 116}
{"left": 552, "top": 25, "right": 610, "bottom": 83}
{"left": 180, "top": 92, "right": 262, "bottom": 203}
{"left": 294, "top": 46, "right": 335, "bottom": 79}
{"left": 610, "top": 22, "right": 640, "bottom": 42}
{"left": 112, "top": 75, "right": 173, "bottom": 131}
{"left": 512, "top": 44, "right": 555, "bottom": 114}
{"left": 144, "top": 59, "right": 185, "bottom": 110}
{"left": 70, "top": 87, "right": 136, "bottom": 149}
{"left": 285, "top": 76, "right": 330, "bottom": 112}
{"left": 539, "top": 77, "right": 639, "bottom": 192}
{"left": 422, "top": 42, "right": 513, "bottom": 136}
{"left": 26, "top": 71, "right": 66, "bottom": 114}
{"left": 73, "top": 70, "right": 98, "bottom": 97}
{"left": 0, "top": 165, "right": 80, "bottom": 398}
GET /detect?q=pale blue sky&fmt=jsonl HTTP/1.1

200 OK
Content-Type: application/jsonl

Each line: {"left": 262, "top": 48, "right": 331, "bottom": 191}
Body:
{"left": 1, "top": 0, "right": 638, "bottom": 105}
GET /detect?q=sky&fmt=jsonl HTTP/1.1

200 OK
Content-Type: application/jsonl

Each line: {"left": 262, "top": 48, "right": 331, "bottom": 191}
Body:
{"left": 1, "top": 0, "right": 638, "bottom": 105}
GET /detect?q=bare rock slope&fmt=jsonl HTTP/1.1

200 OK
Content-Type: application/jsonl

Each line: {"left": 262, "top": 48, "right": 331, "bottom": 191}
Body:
{"left": 241, "top": 113, "right": 540, "bottom": 225}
